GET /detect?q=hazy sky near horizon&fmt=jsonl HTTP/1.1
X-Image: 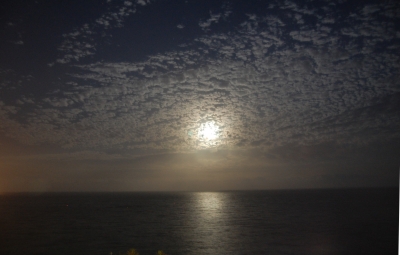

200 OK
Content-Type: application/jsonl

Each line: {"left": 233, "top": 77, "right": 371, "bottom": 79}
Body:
{"left": 0, "top": 0, "right": 399, "bottom": 192}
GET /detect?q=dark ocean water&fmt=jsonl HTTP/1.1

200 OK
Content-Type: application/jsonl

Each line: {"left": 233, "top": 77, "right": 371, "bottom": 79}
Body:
{"left": 0, "top": 188, "right": 398, "bottom": 255}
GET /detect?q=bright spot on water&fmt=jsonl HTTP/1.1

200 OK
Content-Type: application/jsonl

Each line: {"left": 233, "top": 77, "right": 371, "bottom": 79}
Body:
{"left": 198, "top": 121, "right": 219, "bottom": 140}
{"left": 195, "top": 192, "right": 224, "bottom": 219}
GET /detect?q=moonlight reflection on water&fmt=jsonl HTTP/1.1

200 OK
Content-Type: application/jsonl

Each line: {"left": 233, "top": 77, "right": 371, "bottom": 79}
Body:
{"left": 196, "top": 192, "right": 224, "bottom": 213}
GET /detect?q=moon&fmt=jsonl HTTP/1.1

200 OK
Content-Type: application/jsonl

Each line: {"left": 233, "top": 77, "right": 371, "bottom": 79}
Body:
{"left": 198, "top": 121, "right": 219, "bottom": 140}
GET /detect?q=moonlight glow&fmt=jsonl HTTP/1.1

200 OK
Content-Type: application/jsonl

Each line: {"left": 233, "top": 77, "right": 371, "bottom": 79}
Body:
{"left": 198, "top": 121, "right": 219, "bottom": 140}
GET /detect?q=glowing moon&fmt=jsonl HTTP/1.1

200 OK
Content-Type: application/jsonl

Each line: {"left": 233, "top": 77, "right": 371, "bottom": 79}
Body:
{"left": 198, "top": 121, "right": 219, "bottom": 140}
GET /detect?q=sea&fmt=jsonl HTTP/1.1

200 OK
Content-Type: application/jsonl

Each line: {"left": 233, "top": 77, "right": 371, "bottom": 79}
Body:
{"left": 0, "top": 188, "right": 398, "bottom": 255}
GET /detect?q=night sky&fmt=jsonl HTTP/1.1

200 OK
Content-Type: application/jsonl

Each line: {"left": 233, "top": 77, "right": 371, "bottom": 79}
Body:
{"left": 0, "top": 0, "right": 399, "bottom": 192}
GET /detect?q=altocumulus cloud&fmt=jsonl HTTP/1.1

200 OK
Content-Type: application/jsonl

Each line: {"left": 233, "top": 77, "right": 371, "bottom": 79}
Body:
{"left": 0, "top": 0, "right": 399, "bottom": 191}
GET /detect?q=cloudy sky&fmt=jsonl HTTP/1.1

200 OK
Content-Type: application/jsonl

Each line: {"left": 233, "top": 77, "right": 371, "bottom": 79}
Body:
{"left": 0, "top": 0, "right": 399, "bottom": 192}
